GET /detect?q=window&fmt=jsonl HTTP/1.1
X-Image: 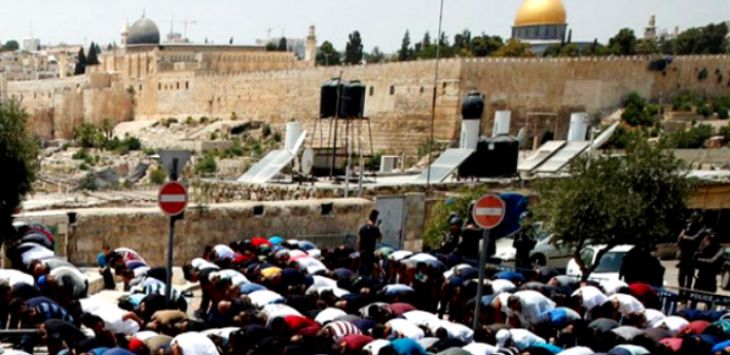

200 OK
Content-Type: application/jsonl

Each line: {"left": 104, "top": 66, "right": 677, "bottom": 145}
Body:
{"left": 369, "top": 86, "right": 374, "bottom": 96}
{"left": 420, "top": 86, "right": 424, "bottom": 94}
{"left": 158, "top": 83, "right": 162, "bottom": 90}
{"left": 321, "top": 203, "right": 333, "bottom": 216}
{"left": 253, "top": 205, "right": 265, "bottom": 216}
{"left": 185, "top": 81, "right": 189, "bottom": 89}
{"left": 389, "top": 86, "right": 395, "bottom": 95}
{"left": 580, "top": 248, "right": 594, "bottom": 266}
{"left": 176, "top": 82, "right": 180, "bottom": 90}
{"left": 139, "top": 84, "right": 142, "bottom": 92}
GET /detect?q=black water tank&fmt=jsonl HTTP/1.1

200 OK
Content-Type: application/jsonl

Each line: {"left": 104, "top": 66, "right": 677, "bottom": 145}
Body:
{"left": 320, "top": 79, "right": 342, "bottom": 118}
{"left": 461, "top": 91, "right": 485, "bottom": 119}
{"left": 340, "top": 81, "right": 366, "bottom": 118}
{"left": 458, "top": 135, "right": 519, "bottom": 178}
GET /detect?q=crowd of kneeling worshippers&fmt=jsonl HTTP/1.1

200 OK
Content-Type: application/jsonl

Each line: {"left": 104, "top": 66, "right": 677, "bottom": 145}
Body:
{"left": 4, "top": 220, "right": 730, "bottom": 355}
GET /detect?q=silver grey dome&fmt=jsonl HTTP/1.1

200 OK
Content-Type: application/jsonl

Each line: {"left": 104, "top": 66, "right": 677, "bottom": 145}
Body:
{"left": 127, "top": 16, "right": 160, "bottom": 45}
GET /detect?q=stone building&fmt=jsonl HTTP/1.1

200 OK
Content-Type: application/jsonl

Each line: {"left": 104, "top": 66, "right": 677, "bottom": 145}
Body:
{"left": 512, "top": 0, "right": 568, "bottom": 54}
{"left": 90, "top": 16, "right": 316, "bottom": 82}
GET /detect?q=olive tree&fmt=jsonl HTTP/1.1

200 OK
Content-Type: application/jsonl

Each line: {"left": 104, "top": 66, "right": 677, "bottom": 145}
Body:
{"left": 0, "top": 101, "right": 39, "bottom": 242}
{"left": 535, "top": 138, "right": 691, "bottom": 279}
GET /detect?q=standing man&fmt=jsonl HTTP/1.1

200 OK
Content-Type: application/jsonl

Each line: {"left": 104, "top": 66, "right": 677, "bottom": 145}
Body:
{"left": 441, "top": 215, "right": 462, "bottom": 254}
{"left": 677, "top": 212, "right": 705, "bottom": 294}
{"left": 513, "top": 211, "right": 538, "bottom": 269}
{"left": 358, "top": 209, "right": 382, "bottom": 276}
{"left": 694, "top": 230, "right": 723, "bottom": 293}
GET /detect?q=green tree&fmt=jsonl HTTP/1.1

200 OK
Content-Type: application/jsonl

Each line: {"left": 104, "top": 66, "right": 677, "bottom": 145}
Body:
{"left": 86, "top": 42, "right": 100, "bottom": 65}
{"left": 621, "top": 92, "right": 658, "bottom": 127}
{"left": 492, "top": 39, "right": 534, "bottom": 57}
{"left": 471, "top": 35, "right": 503, "bottom": 57}
{"left": 74, "top": 48, "right": 87, "bottom": 75}
{"left": 398, "top": 30, "right": 413, "bottom": 61}
{"left": 636, "top": 39, "right": 660, "bottom": 55}
{"left": 608, "top": 28, "right": 637, "bottom": 55}
{"left": 265, "top": 42, "right": 278, "bottom": 51}
{"left": 2, "top": 40, "right": 19, "bottom": 51}
{"left": 453, "top": 29, "right": 472, "bottom": 54}
{"left": 344, "top": 31, "right": 364, "bottom": 65}
{"left": 365, "top": 46, "right": 385, "bottom": 63}
{"left": 316, "top": 41, "right": 341, "bottom": 66}
{"left": 0, "top": 100, "right": 40, "bottom": 240}
{"left": 278, "top": 37, "right": 287, "bottom": 51}
{"left": 535, "top": 139, "right": 691, "bottom": 280}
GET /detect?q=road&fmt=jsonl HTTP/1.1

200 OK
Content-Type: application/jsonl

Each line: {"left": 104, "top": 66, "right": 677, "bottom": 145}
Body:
{"left": 661, "top": 259, "right": 730, "bottom": 296}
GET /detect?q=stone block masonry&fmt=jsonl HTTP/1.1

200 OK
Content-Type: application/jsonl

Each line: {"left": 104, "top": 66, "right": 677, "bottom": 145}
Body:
{"left": 7, "top": 55, "right": 730, "bottom": 154}
{"left": 19, "top": 198, "right": 372, "bottom": 267}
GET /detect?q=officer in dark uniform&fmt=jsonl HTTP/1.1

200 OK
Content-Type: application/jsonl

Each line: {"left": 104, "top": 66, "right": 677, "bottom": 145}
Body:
{"left": 677, "top": 212, "right": 706, "bottom": 293}
{"left": 513, "top": 211, "right": 538, "bottom": 269}
{"left": 441, "top": 215, "right": 462, "bottom": 254}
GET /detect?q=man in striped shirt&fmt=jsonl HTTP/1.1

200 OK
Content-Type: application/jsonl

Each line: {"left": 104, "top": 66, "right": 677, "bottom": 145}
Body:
{"left": 13, "top": 296, "right": 75, "bottom": 328}
{"left": 133, "top": 277, "right": 187, "bottom": 312}
{"left": 320, "top": 320, "right": 362, "bottom": 341}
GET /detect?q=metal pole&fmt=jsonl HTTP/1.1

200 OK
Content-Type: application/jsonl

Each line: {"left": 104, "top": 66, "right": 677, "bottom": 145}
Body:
{"left": 330, "top": 72, "right": 344, "bottom": 180}
{"left": 426, "top": 0, "right": 445, "bottom": 191}
{"left": 165, "top": 157, "right": 178, "bottom": 307}
{"left": 473, "top": 228, "right": 490, "bottom": 332}
{"left": 165, "top": 216, "right": 175, "bottom": 306}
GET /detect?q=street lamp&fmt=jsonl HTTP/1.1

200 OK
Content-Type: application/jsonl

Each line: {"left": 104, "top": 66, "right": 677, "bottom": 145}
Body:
{"left": 426, "top": 0, "right": 445, "bottom": 190}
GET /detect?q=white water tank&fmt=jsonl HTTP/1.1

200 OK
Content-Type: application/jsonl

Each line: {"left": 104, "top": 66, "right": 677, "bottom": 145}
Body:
{"left": 567, "top": 113, "right": 589, "bottom": 141}
{"left": 285, "top": 122, "right": 303, "bottom": 151}
{"left": 380, "top": 155, "right": 399, "bottom": 173}
{"left": 460, "top": 120, "right": 480, "bottom": 150}
{"left": 492, "top": 111, "right": 511, "bottom": 137}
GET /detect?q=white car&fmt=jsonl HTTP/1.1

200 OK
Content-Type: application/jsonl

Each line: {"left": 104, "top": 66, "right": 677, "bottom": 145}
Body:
{"left": 565, "top": 244, "right": 635, "bottom": 285}
{"left": 494, "top": 223, "right": 573, "bottom": 269}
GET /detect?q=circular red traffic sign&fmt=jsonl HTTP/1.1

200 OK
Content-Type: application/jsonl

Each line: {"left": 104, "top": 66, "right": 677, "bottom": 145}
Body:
{"left": 472, "top": 194, "right": 506, "bottom": 230}
{"left": 158, "top": 181, "right": 188, "bottom": 216}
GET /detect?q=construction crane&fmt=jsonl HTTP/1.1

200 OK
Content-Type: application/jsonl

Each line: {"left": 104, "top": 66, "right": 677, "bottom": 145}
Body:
{"left": 163, "top": 16, "right": 198, "bottom": 40}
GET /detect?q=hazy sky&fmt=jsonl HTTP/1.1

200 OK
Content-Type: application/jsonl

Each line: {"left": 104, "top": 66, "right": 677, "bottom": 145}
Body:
{"left": 1, "top": 0, "right": 728, "bottom": 52}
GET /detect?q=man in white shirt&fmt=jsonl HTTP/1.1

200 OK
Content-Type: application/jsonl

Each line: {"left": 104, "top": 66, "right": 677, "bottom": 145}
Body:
{"left": 507, "top": 290, "right": 556, "bottom": 329}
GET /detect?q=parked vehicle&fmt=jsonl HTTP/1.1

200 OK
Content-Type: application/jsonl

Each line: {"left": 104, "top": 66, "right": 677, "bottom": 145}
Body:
{"left": 565, "top": 244, "right": 664, "bottom": 288}
{"left": 566, "top": 245, "right": 633, "bottom": 283}
{"left": 494, "top": 223, "right": 573, "bottom": 269}
{"left": 720, "top": 248, "right": 730, "bottom": 290}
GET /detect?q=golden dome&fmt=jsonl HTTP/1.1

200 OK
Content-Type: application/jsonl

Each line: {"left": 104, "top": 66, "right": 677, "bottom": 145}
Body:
{"left": 514, "top": 0, "right": 567, "bottom": 27}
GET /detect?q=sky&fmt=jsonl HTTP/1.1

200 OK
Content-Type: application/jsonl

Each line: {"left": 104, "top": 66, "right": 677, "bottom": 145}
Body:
{"left": 0, "top": 0, "right": 728, "bottom": 53}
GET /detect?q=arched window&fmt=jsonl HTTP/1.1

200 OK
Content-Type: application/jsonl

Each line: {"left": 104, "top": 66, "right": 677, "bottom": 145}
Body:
{"left": 389, "top": 86, "right": 395, "bottom": 95}
{"left": 369, "top": 86, "right": 374, "bottom": 96}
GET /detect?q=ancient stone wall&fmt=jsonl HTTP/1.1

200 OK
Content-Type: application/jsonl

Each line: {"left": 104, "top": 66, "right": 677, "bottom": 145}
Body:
{"left": 19, "top": 198, "right": 372, "bottom": 266}
{"left": 8, "top": 55, "right": 730, "bottom": 151}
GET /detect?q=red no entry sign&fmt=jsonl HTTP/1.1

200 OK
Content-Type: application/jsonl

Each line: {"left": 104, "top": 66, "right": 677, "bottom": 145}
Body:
{"left": 158, "top": 181, "right": 188, "bottom": 216}
{"left": 472, "top": 194, "right": 506, "bottom": 230}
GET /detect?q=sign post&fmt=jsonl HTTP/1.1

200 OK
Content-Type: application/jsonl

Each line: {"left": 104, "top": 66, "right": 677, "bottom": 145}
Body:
{"left": 157, "top": 151, "right": 191, "bottom": 307}
{"left": 471, "top": 194, "right": 506, "bottom": 332}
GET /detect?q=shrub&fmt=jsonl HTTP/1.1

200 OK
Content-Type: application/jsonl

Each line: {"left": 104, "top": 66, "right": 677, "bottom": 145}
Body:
{"left": 262, "top": 124, "right": 272, "bottom": 138}
{"left": 79, "top": 163, "right": 89, "bottom": 170}
{"left": 194, "top": 154, "right": 218, "bottom": 175}
{"left": 230, "top": 112, "right": 238, "bottom": 120}
{"left": 663, "top": 124, "right": 715, "bottom": 148}
{"left": 200, "top": 116, "right": 209, "bottom": 124}
{"left": 72, "top": 149, "right": 91, "bottom": 161}
{"left": 78, "top": 174, "right": 98, "bottom": 191}
{"left": 74, "top": 123, "right": 105, "bottom": 148}
{"left": 149, "top": 166, "right": 167, "bottom": 185}
{"left": 143, "top": 147, "right": 156, "bottom": 156}
{"left": 698, "top": 104, "right": 713, "bottom": 118}
{"left": 272, "top": 131, "right": 282, "bottom": 142}
{"left": 226, "top": 141, "right": 244, "bottom": 157}
{"left": 185, "top": 116, "right": 195, "bottom": 125}
{"left": 366, "top": 150, "right": 385, "bottom": 171}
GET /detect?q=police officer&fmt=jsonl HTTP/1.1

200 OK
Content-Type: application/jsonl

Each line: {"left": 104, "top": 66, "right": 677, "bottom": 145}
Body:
{"left": 441, "top": 215, "right": 462, "bottom": 254}
{"left": 677, "top": 212, "right": 705, "bottom": 293}
{"left": 694, "top": 230, "right": 723, "bottom": 293}
{"left": 513, "top": 211, "right": 538, "bottom": 269}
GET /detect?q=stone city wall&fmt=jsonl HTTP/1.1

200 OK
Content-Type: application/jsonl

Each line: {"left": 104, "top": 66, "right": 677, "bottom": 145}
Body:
{"left": 18, "top": 198, "right": 372, "bottom": 267}
{"left": 7, "top": 55, "right": 730, "bottom": 152}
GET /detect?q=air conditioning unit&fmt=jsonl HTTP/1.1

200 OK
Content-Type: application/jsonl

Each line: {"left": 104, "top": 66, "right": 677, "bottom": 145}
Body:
{"left": 380, "top": 155, "right": 399, "bottom": 173}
